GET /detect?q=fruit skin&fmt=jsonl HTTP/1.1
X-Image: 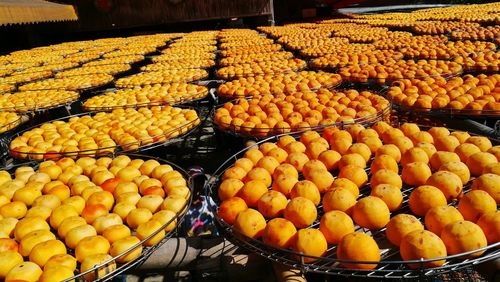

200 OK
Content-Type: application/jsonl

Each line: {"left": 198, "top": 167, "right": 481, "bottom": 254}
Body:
{"left": 467, "top": 152, "right": 497, "bottom": 176}
{"left": 80, "top": 253, "right": 116, "bottom": 281}
{"left": 290, "top": 180, "right": 320, "bottom": 206}
{"left": 409, "top": 185, "right": 447, "bottom": 217}
{"left": 110, "top": 236, "right": 143, "bottom": 263}
{"left": 0, "top": 251, "right": 23, "bottom": 279}
{"left": 402, "top": 162, "right": 432, "bottom": 187}
{"left": 441, "top": 220, "right": 487, "bottom": 258}
{"left": 322, "top": 188, "right": 357, "bottom": 215}
{"left": 218, "top": 197, "right": 248, "bottom": 225}
{"left": 38, "top": 266, "right": 74, "bottom": 282}
{"left": 257, "top": 190, "right": 288, "bottom": 218}
{"left": 370, "top": 184, "right": 403, "bottom": 212}
{"left": 477, "top": 211, "right": 500, "bottom": 245}
{"left": 236, "top": 180, "right": 268, "bottom": 208}
{"left": 136, "top": 219, "right": 166, "bottom": 246}
{"left": 233, "top": 208, "right": 267, "bottom": 239}
{"left": 337, "top": 232, "right": 380, "bottom": 270}
{"left": 291, "top": 228, "right": 328, "bottom": 263}
{"left": 338, "top": 165, "right": 368, "bottom": 188}
{"left": 29, "top": 239, "right": 67, "bottom": 267}
{"left": 43, "top": 254, "right": 77, "bottom": 271}
{"left": 386, "top": 214, "right": 424, "bottom": 246}
{"left": 0, "top": 238, "right": 18, "bottom": 252}
{"left": 218, "top": 178, "right": 244, "bottom": 201}
{"left": 262, "top": 218, "right": 297, "bottom": 249}
{"left": 425, "top": 171, "right": 463, "bottom": 201}
{"left": 284, "top": 197, "right": 317, "bottom": 228}
{"left": 471, "top": 173, "right": 500, "bottom": 203}
{"left": 19, "top": 229, "right": 56, "bottom": 257}
{"left": 319, "top": 210, "right": 354, "bottom": 245}
{"left": 65, "top": 224, "right": 97, "bottom": 249}
{"left": 425, "top": 206, "right": 464, "bottom": 236}
{"left": 438, "top": 161, "right": 470, "bottom": 185}
{"left": 457, "top": 190, "right": 497, "bottom": 222}
{"left": 400, "top": 230, "right": 447, "bottom": 269}
{"left": 352, "top": 196, "right": 390, "bottom": 230}
{"left": 5, "top": 261, "right": 42, "bottom": 282}
{"left": 75, "top": 235, "right": 111, "bottom": 263}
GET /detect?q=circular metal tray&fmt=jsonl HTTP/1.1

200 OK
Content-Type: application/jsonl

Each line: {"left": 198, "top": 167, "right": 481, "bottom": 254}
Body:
{"left": 8, "top": 107, "right": 202, "bottom": 161}
{"left": 211, "top": 100, "right": 391, "bottom": 140}
{"left": 0, "top": 153, "right": 194, "bottom": 282}
{"left": 82, "top": 87, "right": 209, "bottom": 112}
{"left": 204, "top": 127, "right": 500, "bottom": 279}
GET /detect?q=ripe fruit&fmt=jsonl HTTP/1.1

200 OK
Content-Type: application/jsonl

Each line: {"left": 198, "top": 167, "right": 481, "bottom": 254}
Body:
{"left": 338, "top": 164, "right": 368, "bottom": 188}
{"left": 233, "top": 208, "right": 266, "bottom": 239}
{"left": 322, "top": 188, "right": 357, "bottom": 214}
{"left": 5, "top": 261, "right": 42, "bottom": 282}
{"left": 455, "top": 143, "right": 481, "bottom": 163}
{"left": 82, "top": 204, "right": 109, "bottom": 224}
{"left": 370, "top": 169, "right": 402, "bottom": 190}
{"left": 19, "top": 229, "right": 56, "bottom": 257}
{"left": 136, "top": 219, "right": 165, "bottom": 246}
{"left": 14, "top": 217, "right": 50, "bottom": 241}
{"left": 273, "top": 163, "right": 299, "bottom": 180}
{"left": 409, "top": 185, "right": 447, "bottom": 216}
{"left": 29, "top": 239, "right": 67, "bottom": 267}
{"left": 471, "top": 173, "right": 500, "bottom": 203}
{"left": 0, "top": 251, "right": 23, "bottom": 279}
{"left": 0, "top": 201, "right": 27, "bottom": 219}
{"left": 80, "top": 254, "right": 116, "bottom": 281}
{"left": 458, "top": 190, "right": 496, "bottom": 222}
{"left": 65, "top": 224, "right": 97, "bottom": 249}
{"left": 0, "top": 238, "right": 18, "bottom": 252}
{"left": 92, "top": 213, "right": 123, "bottom": 234}
{"left": 126, "top": 208, "right": 153, "bottom": 229}
{"left": 304, "top": 169, "right": 334, "bottom": 193}
{"left": 477, "top": 211, "right": 500, "bottom": 244}
{"left": 50, "top": 204, "right": 78, "bottom": 228}
{"left": 386, "top": 214, "right": 424, "bottom": 246}
{"left": 100, "top": 178, "right": 122, "bottom": 193}
{"left": 430, "top": 151, "right": 461, "bottom": 171}
{"left": 467, "top": 152, "right": 497, "bottom": 176}
{"left": 44, "top": 254, "right": 77, "bottom": 271}
{"left": 370, "top": 184, "right": 403, "bottom": 211}
{"left": 137, "top": 195, "right": 163, "bottom": 213}
{"left": 262, "top": 218, "right": 297, "bottom": 249}
{"left": 218, "top": 197, "right": 248, "bottom": 225}
{"left": 401, "top": 147, "right": 430, "bottom": 166}
{"left": 38, "top": 266, "right": 74, "bottom": 282}
{"left": 110, "top": 236, "right": 142, "bottom": 263}
{"left": 425, "top": 206, "right": 464, "bottom": 236}
{"left": 426, "top": 171, "right": 463, "bottom": 201}
{"left": 466, "top": 136, "right": 492, "bottom": 152}
{"left": 102, "top": 224, "right": 131, "bottom": 244}
{"left": 257, "top": 190, "right": 288, "bottom": 218}
{"left": 402, "top": 162, "right": 432, "bottom": 187}
{"left": 337, "top": 232, "right": 380, "bottom": 270}
{"left": 271, "top": 174, "right": 298, "bottom": 197}
{"left": 284, "top": 197, "right": 317, "bottom": 228}
{"left": 352, "top": 196, "right": 390, "bottom": 230}
{"left": 319, "top": 210, "right": 354, "bottom": 245}
{"left": 400, "top": 230, "right": 447, "bottom": 269}
{"left": 329, "top": 178, "right": 359, "bottom": 198}
{"left": 290, "top": 180, "right": 320, "bottom": 205}
{"left": 339, "top": 153, "right": 366, "bottom": 169}
{"left": 218, "top": 178, "right": 244, "bottom": 201}
{"left": 434, "top": 135, "right": 460, "bottom": 152}
{"left": 292, "top": 228, "right": 327, "bottom": 263}
{"left": 376, "top": 144, "right": 401, "bottom": 162}
{"left": 237, "top": 180, "right": 268, "bottom": 208}
{"left": 244, "top": 168, "right": 272, "bottom": 187}
{"left": 318, "top": 150, "right": 341, "bottom": 170}
{"left": 370, "top": 154, "right": 399, "bottom": 174}
{"left": 439, "top": 161, "right": 470, "bottom": 185}
{"left": 441, "top": 220, "right": 487, "bottom": 258}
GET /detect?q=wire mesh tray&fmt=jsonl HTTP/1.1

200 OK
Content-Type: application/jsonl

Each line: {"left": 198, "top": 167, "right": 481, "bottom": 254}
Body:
{"left": 0, "top": 90, "right": 80, "bottom": 113}
{"left": 0, "top": 153, "right": 194, "bottom": 282}
{"left": 17, "top": 74, "right": 115, "bottom": 92}
{"left": 204, "top": 127, "right": 500, "bottom": 279}
{"left": 82, "top": 87, "right": 209, "bottom": 112}
{"left": 212, "top": 102, "right": 390, "bottom": 140}
{"left": 8, "top": 106, "right": 202, "bottom": 161}
{"left": 0, "top": 113, "right": 28, "bottom": 134}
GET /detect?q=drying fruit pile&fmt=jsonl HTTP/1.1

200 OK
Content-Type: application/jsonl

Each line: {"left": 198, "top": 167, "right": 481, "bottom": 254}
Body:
{"left": 0, "top": 155, "right": 189, "bottom": 281}
{"left": 216, "top": 122, "right": 499, "bottom": 268}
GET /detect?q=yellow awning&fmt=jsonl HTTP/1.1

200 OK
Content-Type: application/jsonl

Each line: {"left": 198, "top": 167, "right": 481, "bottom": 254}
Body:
{"left": 0, "top": 0, "right": 77, "bottom": 26}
